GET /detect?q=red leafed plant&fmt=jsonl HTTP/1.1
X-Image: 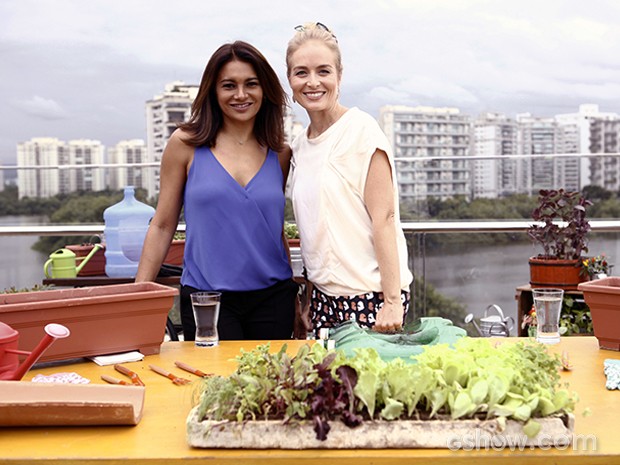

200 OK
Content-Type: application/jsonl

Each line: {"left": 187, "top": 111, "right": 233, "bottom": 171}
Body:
{"left": 527, "top": 189, "right": 592, "bottom": 260}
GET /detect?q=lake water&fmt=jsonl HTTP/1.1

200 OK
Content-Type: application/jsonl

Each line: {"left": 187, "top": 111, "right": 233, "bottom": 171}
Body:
{"left": 0, "top": 215, "right": 49, "bottom": 292}
{"left": 2, "top": 216, "right": 618, "bottom": 336}
{"left": 419, "top": 233, "right": 620, "bottom": 334}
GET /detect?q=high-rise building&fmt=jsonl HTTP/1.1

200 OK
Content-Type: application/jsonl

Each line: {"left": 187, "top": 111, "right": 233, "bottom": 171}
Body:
{"left": 17, "top": 138, "right": 104, "bottom": 198}
{"left": 66, "top": 139, "right": 105, "bottom": 193}
{"left": 472, "top": 113, "right": 518, "bottom": 198}
{"left": 590, "top": 118, "right": 620, "bottom": 191}
{"left": 379, "top": 105, "right": 472, "bottom": 201}
{"left": 107, "top": 139, "right": 148, "bottom": 191}
{"left": 555, "top": 104, "right": 618, "bottom": 189}
{"left": 515, "top": 113, "right": 580, "bottom": 195}
{"left": 17, "top": 137, "right": 66, "bottom": 199}
{"left": 145, "top": 81, "right": 199, "bottom": 198}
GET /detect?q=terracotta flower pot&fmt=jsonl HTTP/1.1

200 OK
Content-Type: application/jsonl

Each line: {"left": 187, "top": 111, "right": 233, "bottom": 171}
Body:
{"left": 164, "top": 240, "right": 185, "bottom": 266}
{"left": 578, "top": 276, "right": 620, "bottom": 350}
{"left": 529, "top": 256, "right": 587, "bottom": 290}
{"left": 65, "top": 244, "right": 106, "bottom": 276}
{"left": 287, "top": 238, "right": 300, "bottom": 248}
{"left": 0, "top": 282, "right": 178, "bottom": 362}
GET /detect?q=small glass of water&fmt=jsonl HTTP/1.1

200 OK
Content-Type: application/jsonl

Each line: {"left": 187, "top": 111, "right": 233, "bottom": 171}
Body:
{"left": 532, "top": 288, "right": 564, "bottom": 344}
{"left": 190, "top": 292, "right": 221, "bottom": 347}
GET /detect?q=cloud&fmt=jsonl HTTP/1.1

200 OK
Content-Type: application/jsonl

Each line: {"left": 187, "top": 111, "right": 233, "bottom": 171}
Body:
{"left": 12, "top": 95, "right": 68, "bottom": 120}
{"left": 1, "top": 0, "right": 620, "bottom": 165}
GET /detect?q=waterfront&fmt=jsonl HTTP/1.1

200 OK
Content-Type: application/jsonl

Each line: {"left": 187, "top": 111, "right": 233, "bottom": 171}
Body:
{"left": 0, "top": 215, "right": 48, "bottom": 292}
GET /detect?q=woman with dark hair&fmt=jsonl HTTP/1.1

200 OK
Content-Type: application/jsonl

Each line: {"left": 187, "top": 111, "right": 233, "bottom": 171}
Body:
{"left": 136, "top": 41, "right": 298, "bottom": 341}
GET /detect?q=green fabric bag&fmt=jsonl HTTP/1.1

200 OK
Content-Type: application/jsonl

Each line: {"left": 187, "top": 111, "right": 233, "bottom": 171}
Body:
{"left": 328, "top": 317, "right": 467, "bottom": 362}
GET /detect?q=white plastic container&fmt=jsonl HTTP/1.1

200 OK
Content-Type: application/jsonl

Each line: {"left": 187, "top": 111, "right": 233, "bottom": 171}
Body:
{"left": 103, "top": 186, "right": 155, "bottom": 278}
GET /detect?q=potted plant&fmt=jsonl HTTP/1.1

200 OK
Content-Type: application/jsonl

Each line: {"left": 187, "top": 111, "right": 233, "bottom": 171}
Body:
{"left": 581, "top": 254, "right": 612, "bottom": 280}
{"left": 527, "top": 189, "right": 592, "bottom": 290}
{"left": 559, "top": 294, "right": 593, "bottom": 336}
{"left": 284, "top": 222, "right": 300, "bottom": 248}
{"left": 521, "top": 295, "right": 594, "bottom": 338}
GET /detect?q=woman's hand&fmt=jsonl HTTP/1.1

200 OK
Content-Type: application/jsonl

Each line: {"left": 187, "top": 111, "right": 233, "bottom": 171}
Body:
{"left": 293, "top": 297, "right": 312, "bottom": 339}
{"left": 373, "top": 300, "right": 404, "bottom": 333}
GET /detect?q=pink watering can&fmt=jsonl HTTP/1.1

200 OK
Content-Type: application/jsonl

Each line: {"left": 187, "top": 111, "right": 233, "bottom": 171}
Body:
{"left": 0, "top": 321, "right": 70, "bottom": 380}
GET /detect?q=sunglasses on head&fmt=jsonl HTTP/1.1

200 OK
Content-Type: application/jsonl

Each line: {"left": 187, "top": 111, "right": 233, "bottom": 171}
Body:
{"left": 294, "top": 22, "right": 338, "bottom": 42}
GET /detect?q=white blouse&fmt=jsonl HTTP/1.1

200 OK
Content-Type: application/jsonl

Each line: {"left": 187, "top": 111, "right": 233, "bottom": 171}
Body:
{"left": 291, "top": 107, "right": 413, "bottom": 296}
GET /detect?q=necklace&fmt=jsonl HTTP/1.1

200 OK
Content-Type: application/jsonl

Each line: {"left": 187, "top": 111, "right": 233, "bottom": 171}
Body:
{"left": 222, "top": 132, "right": 254, "bottom": 146}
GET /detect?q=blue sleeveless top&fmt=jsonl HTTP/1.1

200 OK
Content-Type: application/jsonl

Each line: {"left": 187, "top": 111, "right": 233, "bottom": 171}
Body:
{"left": 181, "top": 146, "right": 292, "bottom": 291}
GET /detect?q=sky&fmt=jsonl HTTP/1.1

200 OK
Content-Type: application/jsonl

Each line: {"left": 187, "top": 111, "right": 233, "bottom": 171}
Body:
{"left": 1, "top": 0, "right": 619, "bottom": 165}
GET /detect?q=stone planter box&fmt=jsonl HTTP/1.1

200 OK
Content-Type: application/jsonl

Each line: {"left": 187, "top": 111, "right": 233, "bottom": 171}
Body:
{"left": 0, "top": 282, "right": 178, "bottom": 362}
{"left": 578, "top": 276, "right": 620, "bottom": 350}
{"left": 186, "top": 407, "right": 574, "bottom": 449}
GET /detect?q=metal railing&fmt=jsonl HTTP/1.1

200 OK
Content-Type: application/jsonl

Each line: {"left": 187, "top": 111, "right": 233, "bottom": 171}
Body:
{"left": 2, "top": 220, "right": 620, "bottom": 237}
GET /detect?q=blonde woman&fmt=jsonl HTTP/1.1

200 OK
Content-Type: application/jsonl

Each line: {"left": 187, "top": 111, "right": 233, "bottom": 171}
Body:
{"left": 286, "top": 22, "right": 413, "bottom": 334}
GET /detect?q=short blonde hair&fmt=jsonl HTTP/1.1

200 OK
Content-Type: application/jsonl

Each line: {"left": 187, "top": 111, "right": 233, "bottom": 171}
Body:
{"left": 286, "top": 22, "right": 343, "bottom": 78}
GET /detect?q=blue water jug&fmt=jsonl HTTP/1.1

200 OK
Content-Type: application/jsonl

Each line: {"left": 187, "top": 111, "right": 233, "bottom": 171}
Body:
{"left": 103, "top": 186, "right": 155, "bottom": 278}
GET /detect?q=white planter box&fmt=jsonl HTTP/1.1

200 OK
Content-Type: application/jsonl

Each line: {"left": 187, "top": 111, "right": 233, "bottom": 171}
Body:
{"left": 186, "top": 406, "right": 574, "bottom": 449}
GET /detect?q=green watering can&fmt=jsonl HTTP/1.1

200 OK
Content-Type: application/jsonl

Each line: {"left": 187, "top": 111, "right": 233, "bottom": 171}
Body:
{"left": 44, "top": 244, "right": 104, "bottom": 278}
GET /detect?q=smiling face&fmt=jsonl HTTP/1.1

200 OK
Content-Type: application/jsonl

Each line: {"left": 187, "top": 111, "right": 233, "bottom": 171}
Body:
{"left": 216, "top": 59, "right": 263, "bottom": 125}
{"left": 288, "top": 40, "right": 341, "bottom": 115}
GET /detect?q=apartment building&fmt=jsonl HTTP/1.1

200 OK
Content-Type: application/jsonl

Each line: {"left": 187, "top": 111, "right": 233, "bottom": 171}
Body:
{"left": 590, "top": 118, "right": 620, "bottom": 191}
{"left": 17, "top": 137, "right": 63, "bottom": 199}
{"left": 554, "top": 104, "right": 618, "bottom": 189}
{"left": 145, "top": 81, "right": 199, "bottom": 198}
{"left": 17, "top": 137, "right": 103, "bottom": 199}
{"left": 514, "top": 113, "right": 581, "bottom": 195}
{"left": 107, "top": 139, "right": 149, "bottom": 191}
{"left": 379, "top": 105, "right": 472, "bottom": 201}
{"left": 472, "top": 113, "right": 518, "bottom": 198}
{"left": 65, "top": 139, "right": 105, "bottom": 193}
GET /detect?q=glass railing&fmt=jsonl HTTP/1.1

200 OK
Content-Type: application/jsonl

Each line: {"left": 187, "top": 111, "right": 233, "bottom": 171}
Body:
{"left": 2, "top": 150, "right": 620, "bottom": 335}
{"left": 2, "top": 219, "right": 620, "bottom": 337}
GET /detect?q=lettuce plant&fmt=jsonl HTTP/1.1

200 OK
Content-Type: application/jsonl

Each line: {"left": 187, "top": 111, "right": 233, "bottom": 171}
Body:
{"left": 195, "top": 339, "right": 577, "bottom": 441}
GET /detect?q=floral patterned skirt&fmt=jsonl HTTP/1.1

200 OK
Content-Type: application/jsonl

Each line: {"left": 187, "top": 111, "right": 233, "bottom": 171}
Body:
{"left": 309, "top": 285, "right": 411, "bottom": 331}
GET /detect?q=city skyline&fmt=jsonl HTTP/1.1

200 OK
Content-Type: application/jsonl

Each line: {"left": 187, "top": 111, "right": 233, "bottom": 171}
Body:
{"left": 1, "top": 0, "right": 619, "bottom": 164}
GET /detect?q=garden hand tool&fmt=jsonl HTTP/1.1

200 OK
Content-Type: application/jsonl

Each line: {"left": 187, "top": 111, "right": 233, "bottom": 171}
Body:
{"left": 148, "top": 364, "right": 191, "bottom": 385}
{"left": 114, "top": 364, "right": 145, "bottom": 386}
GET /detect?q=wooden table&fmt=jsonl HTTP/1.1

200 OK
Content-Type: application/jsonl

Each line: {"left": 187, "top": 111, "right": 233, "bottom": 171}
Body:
{"left": 1, "top": 338, "right": 619, "bottom": 464}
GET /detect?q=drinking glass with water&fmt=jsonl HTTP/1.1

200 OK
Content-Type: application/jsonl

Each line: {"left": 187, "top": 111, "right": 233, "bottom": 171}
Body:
{"left": 190, "top": 292, "right": 221, "bottom": 347}
{"left": 532, "top": 288, "right": 564, "bottom": 344}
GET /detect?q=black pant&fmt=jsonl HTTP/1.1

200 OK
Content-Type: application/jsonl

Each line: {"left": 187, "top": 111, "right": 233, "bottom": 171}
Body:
{"left": 180, "top": 279, "right": 299, "bottom": 341}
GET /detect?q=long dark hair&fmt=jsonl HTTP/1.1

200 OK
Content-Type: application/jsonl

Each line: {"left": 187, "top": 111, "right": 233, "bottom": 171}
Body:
{"left": 179, "top": 41, "right": 286, "bottom": 151}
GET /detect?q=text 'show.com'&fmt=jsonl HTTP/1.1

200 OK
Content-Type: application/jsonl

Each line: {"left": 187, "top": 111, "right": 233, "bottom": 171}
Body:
{"left": 446, "top": 431, "right": 597, "bottom": 452}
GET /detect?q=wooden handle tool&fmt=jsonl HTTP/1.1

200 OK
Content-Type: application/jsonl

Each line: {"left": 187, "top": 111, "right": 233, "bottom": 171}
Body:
{"left": 101, "top": 374, "right": 133, "bottom": 386}
{"left": 174, "top": 360, "right": 212, "bottom": 377}
{"left": 148, "top": 364, "right": 191, "bottom": 385}
{"left": 114, "top": 364, "right": 145, "bottom": 386}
